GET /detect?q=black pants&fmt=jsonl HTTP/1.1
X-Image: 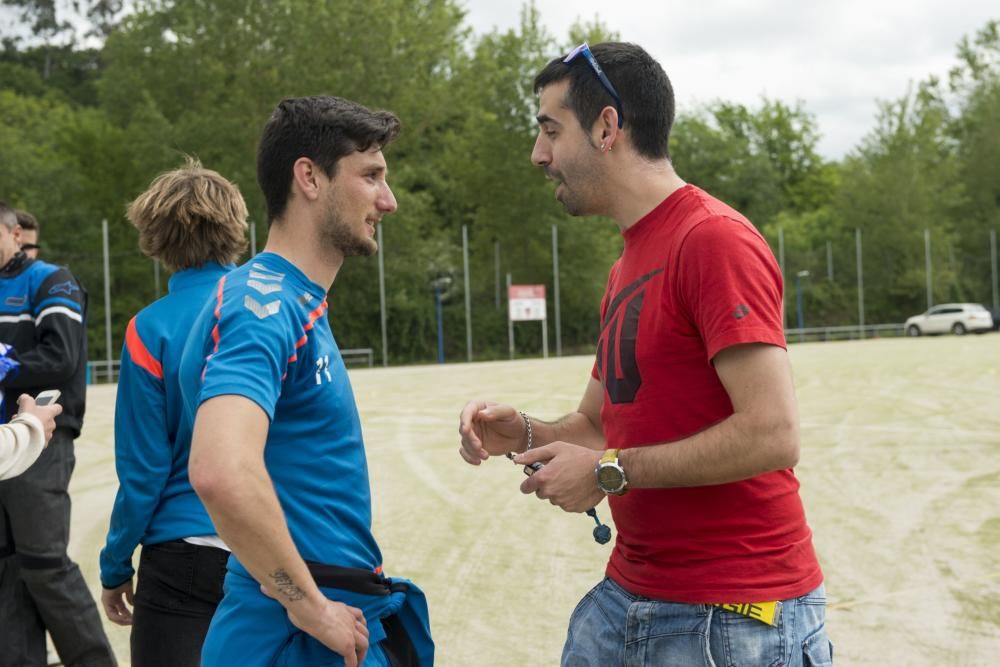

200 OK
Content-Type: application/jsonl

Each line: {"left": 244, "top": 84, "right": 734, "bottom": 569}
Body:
{"left": 131, "top": 539, "right": 229, "bottom": 667}
{"left": 0, "top": 430, "right": 115, "bottom": 667}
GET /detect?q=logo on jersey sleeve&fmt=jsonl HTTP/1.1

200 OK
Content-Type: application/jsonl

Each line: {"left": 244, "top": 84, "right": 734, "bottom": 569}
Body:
{"left": 248, "top": 280, "right": 282, "bottom": 295}
{"left": 595, "top": 268, "right": 663, "bottom": 404}
{"left": 49, "top": 281, "right": 80, "bottom": 296}
{"left": 243, "top": 263, "right": 286, "bottom": 319}
{"left": 244, "top": 295, "right": 281, "bottom": 319}
{"left": 249, "top": 263, "right": 285, "bottom": 282}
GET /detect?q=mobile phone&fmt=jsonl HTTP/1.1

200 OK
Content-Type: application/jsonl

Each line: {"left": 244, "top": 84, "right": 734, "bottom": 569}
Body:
{"left": 34, "top": 389, "right": 61, "bottom": 406}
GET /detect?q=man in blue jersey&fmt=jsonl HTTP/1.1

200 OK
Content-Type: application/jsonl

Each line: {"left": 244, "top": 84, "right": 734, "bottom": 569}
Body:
{"left": 0, "top": 202, "right": 116, "bottom": 666}
{"left": 99, "top": 159, "right": 249, "bottom": 666}
{"left": 181, "top": 96, "right": 433, "bottom": 667}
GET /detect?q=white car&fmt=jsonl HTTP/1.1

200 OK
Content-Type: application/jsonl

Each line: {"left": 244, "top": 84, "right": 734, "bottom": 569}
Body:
{"left": 905, "top": 303, "right": 994, "bottom": 336}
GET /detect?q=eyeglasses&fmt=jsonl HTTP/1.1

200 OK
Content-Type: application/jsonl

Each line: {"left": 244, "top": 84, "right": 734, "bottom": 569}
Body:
{"left": 563, "top": 42, "right": 624, "bottom": 128}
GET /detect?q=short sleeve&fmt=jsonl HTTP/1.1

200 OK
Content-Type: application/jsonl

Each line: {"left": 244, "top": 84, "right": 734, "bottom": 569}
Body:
{"left": 198, "top": 288, "right": 294, "bottom": 420}
{"left": 675, "top": 216, "right": 786, "bottom": 361}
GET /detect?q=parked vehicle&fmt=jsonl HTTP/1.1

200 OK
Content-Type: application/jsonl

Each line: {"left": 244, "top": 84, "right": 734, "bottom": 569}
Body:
{"left": 905, "top": 303, "right": 994, "bottom": 336}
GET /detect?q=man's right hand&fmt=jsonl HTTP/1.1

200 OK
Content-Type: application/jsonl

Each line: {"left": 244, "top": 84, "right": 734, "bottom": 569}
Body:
{"left": 458, "top": 400, "right": 527, "bottom": 465}
{"left": 101, "top": 579, "right": 135, "bottom": 626}
{"left": 16, "top": 394, "right": 61, "bottom": 445}
{"left": 287, "top": 597, "right": 369, "bottom": 667}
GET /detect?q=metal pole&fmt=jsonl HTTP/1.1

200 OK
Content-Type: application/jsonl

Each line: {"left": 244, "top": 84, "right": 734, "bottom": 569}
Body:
{"left": 435, "top": 287, "right": 445, "bottom": 364}
{"left": 856, "top": 228, "right": 865, "bottom": 337}
{"left": 462, "top": 225, "right": 472, "bottom": 362}
{"left": 506, "top": 272, "right": 513, "bottom": 359}
{"left": 494, "top": 240, "right": 501, "bottom": 310}
{"left": 250, "top": 220, "right": 257, "bottom": 257}
{"left": 826, "top": 241, "right": 833, "bottom": 281}
{"left": 552, "top": 225, "right": 562, "bottom": 357}
{"left": 154, "top": 259, "right": 161, "bottom": 297}
{"left": 796, "top": 274, "right": 804, "bottom": 336}
{"left": 991, "top": 230, "right": 998, "bottom": 312}
{"left": 778, "top": 227, "right": 786, "bottom": 327}
{"left": 795, "top": 271, "right": 809, "bottom": 342}
{"left": 924, "top": 228, "right": 933, "bottom": 309}
{"left": 377, "top": 223, "right": 388, "bottom": 367}
{"left": 542, "top": 319, "right": 548, "bottom": 359}
{"left": 102, "top": 219, "right": 113, "bottom": 382}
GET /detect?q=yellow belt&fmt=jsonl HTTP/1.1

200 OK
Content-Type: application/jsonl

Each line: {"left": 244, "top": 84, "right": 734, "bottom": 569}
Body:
{"left": 713, "top": 601, "right": 781, "bottom": 626}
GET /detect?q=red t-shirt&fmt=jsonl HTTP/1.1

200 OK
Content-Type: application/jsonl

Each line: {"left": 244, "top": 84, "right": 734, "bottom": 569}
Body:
{"left": 594, "top": 185, "right": 822, "bottom": 603}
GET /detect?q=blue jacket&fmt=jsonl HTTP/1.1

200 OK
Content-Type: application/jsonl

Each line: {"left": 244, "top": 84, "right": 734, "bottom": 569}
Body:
{"left": 100, "top": 263, "right": 231, "bottom": 588}
{"left": 0, "top": 253, "right": 87, "bottom": 434}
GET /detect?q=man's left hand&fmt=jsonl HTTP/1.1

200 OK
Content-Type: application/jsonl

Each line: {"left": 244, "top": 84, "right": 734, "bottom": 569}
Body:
{"left": 514, "top": 442, "right": 605, "bottom": 513}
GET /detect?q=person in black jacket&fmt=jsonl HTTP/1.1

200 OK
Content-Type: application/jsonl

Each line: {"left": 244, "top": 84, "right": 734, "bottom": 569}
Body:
{"left": 0, "top": 202, "right": 115, "bottom": 666}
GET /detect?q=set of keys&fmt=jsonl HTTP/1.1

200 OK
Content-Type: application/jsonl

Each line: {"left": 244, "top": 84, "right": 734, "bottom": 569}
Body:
{"left": 507, "top": 453, "right": 612, "bottom": 545}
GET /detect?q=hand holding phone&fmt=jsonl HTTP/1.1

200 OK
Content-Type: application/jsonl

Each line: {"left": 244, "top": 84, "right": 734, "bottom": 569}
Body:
{"left": 16, "top": 392, "right": 62, "bottom": 446}
{"left": 34, "top": 389, "right": 61, "bottom": 406}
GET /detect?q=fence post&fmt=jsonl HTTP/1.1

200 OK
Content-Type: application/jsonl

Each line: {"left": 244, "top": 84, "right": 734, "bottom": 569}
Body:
{"left": 506, "top": 272, "right": 513, "bottom": 359}
{"left": 102, "top": 219, "right": 114, "bottom": 381}
{"left": 778, "top": 227, "right": 786, "bottom": 327}
{"left": 856, "top": 228, "right": 865, "bottom": 337}
{"left": 924, "top": 228, "right": 933, "bottom": 309}
{"left": 991, "top": 230, "right": 998, "bottom": 313}
{"left": 826, "top": 240, "right": 833, "bottom": 281}
{"left": 494, "top": 240, "right": 501, "bottom": 311}
{"left": 463, "top": 225, "right": 472, "bottom": 362}
{"left": 552, "top": 224, "right": 562, "bottom": 357}
{"left": 377, "top": 223, "right": 388, "bottom": 367}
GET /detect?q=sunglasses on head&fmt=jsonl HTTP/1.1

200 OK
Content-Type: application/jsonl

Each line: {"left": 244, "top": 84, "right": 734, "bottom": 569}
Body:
{"left": 563, "top": 42, "right": 624, "bottom": 128}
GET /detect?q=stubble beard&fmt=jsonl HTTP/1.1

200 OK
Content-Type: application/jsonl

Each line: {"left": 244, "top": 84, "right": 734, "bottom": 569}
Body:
{"left": 553, "top": 156, "right": 601, "bottom": 218}
{"left": 320, "top": 199, "right": 377, "bottom": 258}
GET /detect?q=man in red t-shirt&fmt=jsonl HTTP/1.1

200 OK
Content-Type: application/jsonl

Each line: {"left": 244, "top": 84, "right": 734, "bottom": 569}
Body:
{"left": 459, "top": 42, "right": 833, "bottom": 666}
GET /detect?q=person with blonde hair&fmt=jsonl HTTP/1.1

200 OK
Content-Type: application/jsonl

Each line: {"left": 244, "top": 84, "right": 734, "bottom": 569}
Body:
{"left": 99, "top": 158, "right": 248, "bottom": 666}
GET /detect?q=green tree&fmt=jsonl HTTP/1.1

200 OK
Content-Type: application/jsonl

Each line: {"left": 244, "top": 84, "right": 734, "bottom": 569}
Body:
{"left": 832, "top": 82, "right": 965, "bottom": 322}
{"left": 949, "top": 20, "right": 1000, "bottom": 309}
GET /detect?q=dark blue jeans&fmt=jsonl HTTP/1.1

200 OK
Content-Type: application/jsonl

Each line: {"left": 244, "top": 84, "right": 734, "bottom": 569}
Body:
{"left": 131, "top": 539, "right": 229, "bottom": 667}
{"left": 562, "top": 577, "right": 833, "bottom": 666}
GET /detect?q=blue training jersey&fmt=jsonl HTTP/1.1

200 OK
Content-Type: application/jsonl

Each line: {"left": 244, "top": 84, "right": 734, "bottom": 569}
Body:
{"left": 179, "top": 252, "right": 381, "bottom": 573}
{"left": 100, "top": 262, "right": 232, "bottom": 588}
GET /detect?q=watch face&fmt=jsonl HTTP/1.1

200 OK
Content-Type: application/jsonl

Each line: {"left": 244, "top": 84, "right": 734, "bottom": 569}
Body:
{"left": 598, "top": 464, "right": 624, "bottom": 491}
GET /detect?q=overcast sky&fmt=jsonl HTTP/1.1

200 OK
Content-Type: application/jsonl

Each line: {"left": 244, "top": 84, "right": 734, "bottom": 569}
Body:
{"left": 459, "top": 0, "right": 997, "bottom": 159}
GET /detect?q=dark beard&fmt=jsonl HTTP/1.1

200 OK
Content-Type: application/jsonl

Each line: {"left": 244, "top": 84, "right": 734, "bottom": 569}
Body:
{"left": 320, "top": 206, "right": 377, "bottom": 258}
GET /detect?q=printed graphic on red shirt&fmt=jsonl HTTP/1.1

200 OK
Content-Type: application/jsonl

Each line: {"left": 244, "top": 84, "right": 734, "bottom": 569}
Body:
{"left": 595, "top": 268, "right": 663, "bottom": 404}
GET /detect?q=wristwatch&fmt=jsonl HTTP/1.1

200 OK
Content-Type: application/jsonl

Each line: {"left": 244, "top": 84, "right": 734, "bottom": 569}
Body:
{"left": 596, "top": 449, "right": 628, "bottom": 495}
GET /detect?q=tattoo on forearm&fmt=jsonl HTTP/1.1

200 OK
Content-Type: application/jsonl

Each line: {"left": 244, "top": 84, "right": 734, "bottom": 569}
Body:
{"left": 269, "top": 569, "right": 305, "bottom": 601}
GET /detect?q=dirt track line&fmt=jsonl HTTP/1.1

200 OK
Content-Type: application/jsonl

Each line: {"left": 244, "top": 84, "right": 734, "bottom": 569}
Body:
{"left": 828, "top": 571, "right": 1000, "bottom": 611}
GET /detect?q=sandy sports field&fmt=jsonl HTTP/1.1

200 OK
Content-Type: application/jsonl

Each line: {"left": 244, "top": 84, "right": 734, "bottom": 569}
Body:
{"left": 65, "top": 334, "right": 999, "bottom": 665}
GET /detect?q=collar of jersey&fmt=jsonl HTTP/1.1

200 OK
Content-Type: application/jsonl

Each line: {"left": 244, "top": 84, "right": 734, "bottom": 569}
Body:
{"left": 622, "top": 184, "right": 695, "bottom": 247}
{"left": 167, "top": 262, "right": 234, "bottom": 294}
{"left": 252, "top": 252, "right": 328, "bottom": 302}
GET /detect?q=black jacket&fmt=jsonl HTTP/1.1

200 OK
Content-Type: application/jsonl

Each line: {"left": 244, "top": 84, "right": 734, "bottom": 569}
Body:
{"left": 0, "top": 252, "right": 88, "bottom": 436}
